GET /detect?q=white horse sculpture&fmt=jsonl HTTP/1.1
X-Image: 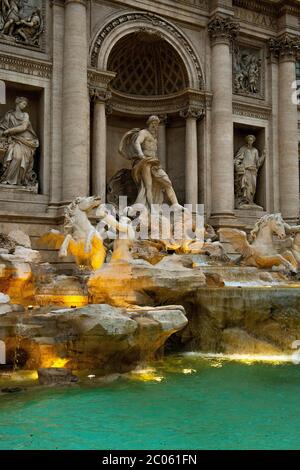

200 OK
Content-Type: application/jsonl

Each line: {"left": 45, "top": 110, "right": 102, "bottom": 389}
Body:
{"left": 219, "top": 213, "right": 298, "bottom": 273}
{"left": 40, "top": 196, "right": 106, "bottom": 270}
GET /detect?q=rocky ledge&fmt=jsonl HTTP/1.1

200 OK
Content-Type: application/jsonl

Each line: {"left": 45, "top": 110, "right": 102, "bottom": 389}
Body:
{"left": 0, "top": 303, "right": 187, "bottom": 373}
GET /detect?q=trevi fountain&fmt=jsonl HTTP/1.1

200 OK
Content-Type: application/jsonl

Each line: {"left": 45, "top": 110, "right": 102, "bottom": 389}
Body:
{"left": 0, "top": 0, "right": 300, "bottom": 452}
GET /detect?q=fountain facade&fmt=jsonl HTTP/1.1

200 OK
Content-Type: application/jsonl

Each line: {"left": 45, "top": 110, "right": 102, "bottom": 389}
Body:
{"left": 0, "top": 1, "right": 300, "bottom": 384}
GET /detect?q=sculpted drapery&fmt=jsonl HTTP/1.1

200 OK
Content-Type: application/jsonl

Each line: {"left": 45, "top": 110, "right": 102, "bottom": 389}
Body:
{"left": 0, "top": 96, "right": 39, "bottom": 186}
{"left": 119, "top": 115, "right": 180, "bottom": 210}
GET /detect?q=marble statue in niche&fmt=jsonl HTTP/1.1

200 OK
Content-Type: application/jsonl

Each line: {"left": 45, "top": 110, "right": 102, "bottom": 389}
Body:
{"left": 0, "top": 0, "right": 43, "bottom": 46}
{"left": 234, "top": 135, "right": 266, "bottom": 210}
{"left": 109, "top": 115, "right": 183, "bottom": 211}
{"left": 0, "top": 96, "right": 39, "bottom": 188}
{"left": 233, "top": 46, "right": 262, "bottom": 96}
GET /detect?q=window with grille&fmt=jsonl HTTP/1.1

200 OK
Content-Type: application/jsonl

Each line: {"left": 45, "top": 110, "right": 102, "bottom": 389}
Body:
{"left": 108, "top": 33, "right": 189, "bottom": 96}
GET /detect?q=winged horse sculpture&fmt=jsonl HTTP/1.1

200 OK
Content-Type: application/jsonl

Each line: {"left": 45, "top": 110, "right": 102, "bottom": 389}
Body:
{"left": 219, "top": 213, "right": 299, "bottom": 273}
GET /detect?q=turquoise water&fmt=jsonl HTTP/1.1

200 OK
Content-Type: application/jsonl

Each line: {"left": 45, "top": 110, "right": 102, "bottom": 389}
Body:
{"left": 1, "top": 355, "right": 300, "bottom": 450}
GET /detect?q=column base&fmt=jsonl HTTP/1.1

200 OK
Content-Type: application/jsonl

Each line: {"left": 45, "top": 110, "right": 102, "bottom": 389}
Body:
{"left": 208, "top": 212, "right": 238, "bottom": 229}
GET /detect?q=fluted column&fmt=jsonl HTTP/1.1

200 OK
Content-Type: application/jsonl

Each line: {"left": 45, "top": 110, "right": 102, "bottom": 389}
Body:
{"left": 158, "top": 115, "right": 167, "bottom": 170}
{"left": 180, "top": 108, "right": 203, "bottom": 207}
{"left": 269, "top": 35, "right": 300, "bottom": 222}
{"left": 208, "top": 15, "right": 239, "bottom": 217}
{"left": 62, "top": 0, "right": 89, "bottom": 202}
{"left": 49, "top": 0, "right": 64, "bottom": 209}
{"left": 90, "top": 90, "right": 111, "bottom": 200}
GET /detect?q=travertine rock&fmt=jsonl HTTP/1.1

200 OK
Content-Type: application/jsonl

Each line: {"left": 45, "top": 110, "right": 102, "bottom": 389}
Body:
{"left": 221, "top": 328, "right": 281, "bottom": 355}
{"left": 8, "top": 230, "right": 31, "bottom": 249}
{"left": 177, "top": 286, "right": 300, "bottom": 354}
{"left": 88, "top": 255, "right": 206, "bottom": 307}
{"left": 38, "top": 368, "right": 78, "bottom": 386}
{"left": 0, "top": 292, "right": 23, "bottom": 315}
{"left": 0, "top": 303, "right": 188, "bottom": 372}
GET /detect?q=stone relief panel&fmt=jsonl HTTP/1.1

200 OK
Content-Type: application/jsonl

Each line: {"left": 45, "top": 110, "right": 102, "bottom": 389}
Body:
{"left": 233, "top": 46, "right": 264, "bottom": 98}
{"left": 0, "top": 0, "right": 44, "bottom": 49}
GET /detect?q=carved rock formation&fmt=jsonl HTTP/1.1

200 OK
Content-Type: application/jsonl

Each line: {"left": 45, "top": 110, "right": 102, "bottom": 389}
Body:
{"left": 177, "top": 287, "right": 300, "bottom": 354}
{"left": 0, "top": 303, "right": 188, "bottom": 372}
{"left": 88, "top": 255, "right": 207, "bottom": 307}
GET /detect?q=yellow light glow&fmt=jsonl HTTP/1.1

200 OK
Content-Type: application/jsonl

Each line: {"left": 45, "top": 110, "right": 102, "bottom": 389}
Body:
{"left": 182, "top": 368, "right": 196, "bottom": 374}
{"left": 184, "top": 352, "right": 295, "bottom": 365}
{"left": 28, "top": 371, "right": 39, "bottom": 380}
{"left": 50, "top": 358, "right": 69, "bottom": 368}
{"left": 35, "top": 294, "right": 88, "bottom": 308}
{"left": 129, "top": 367, "right": 164, "bottom": 382}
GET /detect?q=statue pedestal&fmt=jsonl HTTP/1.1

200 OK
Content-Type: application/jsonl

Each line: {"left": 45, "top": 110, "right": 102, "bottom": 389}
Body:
{"left": 0, "top": 183, "right": 38, "bottom": 194}
{"left": 238, "top": 203, "right": 264, "bottom": 211}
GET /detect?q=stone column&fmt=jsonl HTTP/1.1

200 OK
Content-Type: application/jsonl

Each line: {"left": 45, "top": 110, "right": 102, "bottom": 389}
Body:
{"left": 90, "top": 90, "right": 111, "bottom": 200}
{"left": 269, "top": 35, "right": 299, "bottom": 222}
{"left": 180, "top": 108, "right": 203, "bottom": 208}
{"left": 208, "top": 15, "right": 239, "bottom": 218}
{"left": 62, "top": 0, "right": 89, "bottom": 202}
{"left": 158, "top": 115, "right": 167, "bottom": 170}
{"left": 49, "top": 0, "right": 64, "bottom": 209}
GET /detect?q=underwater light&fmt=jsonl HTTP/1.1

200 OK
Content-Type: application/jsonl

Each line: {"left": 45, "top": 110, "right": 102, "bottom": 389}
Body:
{"left": 183, "top": 352, "right": 297, "bottom": 365}
{"left": 182, "top": 368, "right": 196, "bottom": 374}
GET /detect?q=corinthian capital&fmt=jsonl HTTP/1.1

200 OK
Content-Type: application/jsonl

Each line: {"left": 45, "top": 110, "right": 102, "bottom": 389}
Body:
{"left": 269, "top": 34, "right": 300, "bottom": 61}
{"left": 89, "top": 88, "right": 111, "bottom": 103}
{"left": 64, "top": 0, "right": 87, "bottom": 6}
{"left": 208, "top": 15, "right": 240, "bottom": 45}
{"left": 180, "top": 108, "right": 205, "bottom": 120}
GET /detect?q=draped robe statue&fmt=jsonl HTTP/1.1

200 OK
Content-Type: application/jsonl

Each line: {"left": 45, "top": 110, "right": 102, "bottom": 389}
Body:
{"left": 0, "top": 96, "right": 39, "bottom": 187}
{"left": 118, "top": 115, "right": 181, "bottom": 210}
{"left": 234, "top": 135, "right": 265, "bottom": 209}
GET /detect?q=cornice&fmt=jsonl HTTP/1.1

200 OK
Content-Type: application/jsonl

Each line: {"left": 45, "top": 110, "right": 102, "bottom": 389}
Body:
{"left": 233, "top": 100, "right": 272, "bottom": 120}
{"left": 0, "top": 53, "right": 52, "bottom": 79}
{"left": 50, "top": 0, "right": 65, "bottom": 6}
{"left": 88, "top": 69, "right": 116, "bottom": 91}
{"left": 233, "top": 0, "right": 277, "bottom": 17}
{"left": 107, "top": 88, "right": 211, "bottom": 116}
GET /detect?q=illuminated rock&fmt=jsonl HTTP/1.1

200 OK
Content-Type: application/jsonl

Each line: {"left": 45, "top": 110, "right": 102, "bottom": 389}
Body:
{"left": 178, "top": 286, "right": 300, "bottom": 354}
{"left": 0, "top": 292, "right": 23, "bottom": 315}
{"left": 0, "top": 232, "right": 40, "bottom": 304}
{"left": 88, "top": 255, "right": 206, "bottom": 307}
{"left": 0, "top": 304, "right": 188, "bottom": 372}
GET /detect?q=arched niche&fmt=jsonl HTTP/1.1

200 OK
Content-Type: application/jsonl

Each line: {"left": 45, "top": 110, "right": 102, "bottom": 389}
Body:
{"left": 90, "top": 11, "right": 204, "bottom": 90}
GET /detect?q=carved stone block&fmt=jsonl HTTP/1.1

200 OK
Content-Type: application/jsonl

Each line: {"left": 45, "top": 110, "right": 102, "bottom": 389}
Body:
{"left": 0, "top": 0, "right": 44, "bottom": 49}
{"left": 233, "top": 46, "right": 263, "bottom": 98}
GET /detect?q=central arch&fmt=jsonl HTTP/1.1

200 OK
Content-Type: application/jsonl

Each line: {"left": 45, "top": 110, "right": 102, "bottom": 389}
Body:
{"left": 107, "top": 31, "right": 189, "bottom": 96}
{"left": 90, "top": 11, "right": 204, "bottom": 90}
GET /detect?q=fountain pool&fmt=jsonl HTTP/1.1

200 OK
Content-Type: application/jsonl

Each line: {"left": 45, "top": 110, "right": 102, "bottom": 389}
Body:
{"left": 1, "top": 355, "right": 300, "bottom": 450}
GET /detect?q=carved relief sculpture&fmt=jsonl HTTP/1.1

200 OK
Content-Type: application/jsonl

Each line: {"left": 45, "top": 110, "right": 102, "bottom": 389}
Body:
{"left": 233, "top": 46, "right": 262, "bottom": 96}
{"left": 0, "top": 0, "right": 43, "bottom": 46}
{"left": 234, "top": 135, "right": 266, "bottom": 209}
{"left": 0, "top": 96, "right": 39, "bottom": 188}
